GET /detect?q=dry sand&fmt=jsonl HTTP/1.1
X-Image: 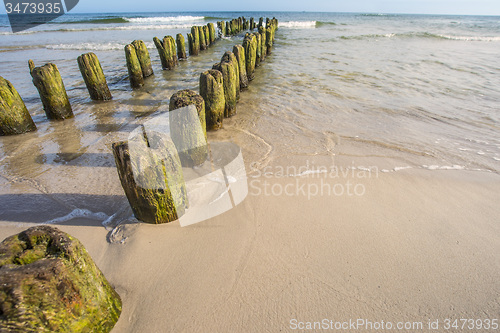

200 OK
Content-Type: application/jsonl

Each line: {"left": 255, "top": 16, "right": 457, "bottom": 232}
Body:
{"left": 1, "top": 161, "right": 499, "bottom": 332}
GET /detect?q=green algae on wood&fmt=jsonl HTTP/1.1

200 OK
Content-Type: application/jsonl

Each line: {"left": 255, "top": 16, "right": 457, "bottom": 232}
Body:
{"left": 132, "top": 40, "right": 154, "bottom": 78}
{"left": 233, "top": 45, "right": 249, "bottom": 89}
{"left": 77, "top": 52, "right": 112, "bottom": 101}
{"left": 0, "top": 225, "right": 122, "bottom": 332}
{"left": 31, "top": 63, "right": 74, "bottom": 120}
{"left": 28, "top": 59, "right": 35, "bottom": 75}
{"left": 217, "top": 21, "right": 225, "bottom": 37}
{"left": 260, "top": 27, "right": 267, "bottom": 61}
{"left": 203, "top": 25, "right": 210, "bottom": 47}
{"left": 169, "top": 90, "right": 208, "bottom": 167}
{"left": 208, "top": 23, "right": 216, "bottom": 44}
{"left": 198, "top": 26, "right": 207, "bottom": 51}
{"left": 154, "top": 36, "right": 176, "bottom": 70}
{"left": 243, "top": 34, "right": 257, "bottom": 81}
{"left": 176, "top": 33, "right": 187, "bottom": 60}
{"left": 187, "top": 33, "right": 195, "bottom": 56}
{"left": 190, "top": 26, "right": 200, "bottom": 55}
{"left": 266, "top": 27, "right": 273, "bottom": 53}
{"left": 165, "top": 35, "right": 178, "bottom": 67}
{"left": 113, "top": 138, "right": 187, "bottom": 224}
{"left": 0, "top": 76, "right": 37, "bottom": 136}
{"left": 250, "top": 17, "right": 255, "bottom": 30}
{"left": 125, "top": 44, "right": 144, "bottom": 89}
{"left": 254, "top": 32, "right": 262, "bottom": 66}
{"left": 199, "top": 70, "right": 225, "bottom": 131}
{"left": 213, "top": 52, "right": 239, "bottom": 118}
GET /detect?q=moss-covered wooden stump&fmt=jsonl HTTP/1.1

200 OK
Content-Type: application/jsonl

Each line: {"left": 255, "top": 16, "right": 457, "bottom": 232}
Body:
{"left": 132, "top": 40, "right": 154, "bottom": 78}
{"left": 266, "top": 27, "right": 273, "bottom": 53}
{"left": 0, "top": 76, "right": 37, "bottom": 136}
{"left": 254, "top": 33, "right": 262, "bottom": 66}
{"left": 258, "top": 17, "right": 264, "bottom": 29}
{"left": 198, "top": 26, "right": 207, "bottom": 51}
{"left": 169, "top": 90, "right": 208, "bottom": 167}
{"left": 0, "top": 225, "right": 122, "bottom": 332}
{"left": 176, "top": 33, "right": 187, "bottom": 60}
{"left": 199, "top": 70, "right": 225, "bottom": 131}
{"left": 187, "top": 33, "right": 195, "bottom": 56}
{"left": 217, "top": 21, "right": 225, "bottom": 37}
{"left": 259, "top": 26, "right": 267, "bottom": 61}
{"left": 213, "top": 52, "right": 239, "bottom": 118}
{"left": 190, "top": 26, "right": 200, "bottom": 55}
{"left": 233, "top": 45, "right": 249, "bottom": 89}
{"left": 165, "top": 35, "right": 178, "bottom": 67}
{"left": 113, "top": 138, "right": 187, "bottom": 224}
{"left": 125, "top": 44, "right": 144, "bottom": 89}
{"left": 203, "top": 25, "right": 210, "bottom": 47}
{"left": 243, "top": 34, "right": 257, "bottom": 81}
{"left": 77, "top": 52, "right": 112, "bottom": 101}
{"left": 154, "top": 36, "right": 177, "bottom": 70}
{"left": 208, "top": 23, "right": 216, "bottom": 44}
{"left": 250, "top": 17, "right": 255, "bottom": 30}
{"left": 31, "top": 63, "right": 74, "bottom": 120}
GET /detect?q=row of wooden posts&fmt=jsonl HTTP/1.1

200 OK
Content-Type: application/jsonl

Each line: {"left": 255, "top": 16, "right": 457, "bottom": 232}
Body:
{"left": 0, "top": 16, "right": 273, "bottom": 136}
{"left": 111, "top": 18, "right": 279, "bottom": 224}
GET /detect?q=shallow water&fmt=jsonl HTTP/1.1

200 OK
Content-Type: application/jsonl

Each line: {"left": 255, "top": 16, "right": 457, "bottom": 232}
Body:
{"left": 0, "top": 12, "right": 499, "bottom": 225}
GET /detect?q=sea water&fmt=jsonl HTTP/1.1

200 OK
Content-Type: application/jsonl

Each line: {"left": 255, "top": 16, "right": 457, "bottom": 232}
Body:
{"left": 0, "top": 12, "right": 499, "bottom": 224}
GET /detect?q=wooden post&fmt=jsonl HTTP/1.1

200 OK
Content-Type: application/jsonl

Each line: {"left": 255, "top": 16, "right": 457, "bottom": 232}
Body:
{"left": 0, "top": 76, "right": 37, "bottom": 136}
{"left": 258, "top": 17, "right": 264, "bottom": 29}
{"left": 259, "top": 26, "right": 267, "bottom": 61}
{"left": 266, "top": 27, "right": 273, "bottom": 53}
{"left": 243, "top": 34, "right": 257, "bottom": 81}
{"left": 208, "top": 23, "right": 216, "bottom": 44}
{"left": 169, "top": 90, "right": 208, "bottom": 166}
{"left": 254, "top": 33, "right": 262, "bottom": 66}
{"left": 233, "top": 45, "right": 248, "bottom": 89}
{"left": 225, "top": 21, "right": 230, "bottom": 36}
{"left": 164, "top": 35, "right": 178, "bottom": 67}
{"left": 31, "top": 63, "right": 74, "bottom": 119}
{"left": 125, "top": 44, "right": 144, "bottom": 89}
{"left": 250, "top": 17, "right": 255, "bottom": 30}
{"left": 187, "top": 33, "right": 195, "bottom": 56}
{"left": 112, "top": 139, "right": 187, "bottom": 224}
{"left": 154, "top": 36, "right": 176, "bottom": 70}
{"left": 77, "top": 53, "right": 112, "bottom": 101}
{"left": 217, "top": 21, "right": 225, "bottom": 37}
{"left": 176, "top": 33, "right": 187, "bottom": 60}
{"left": 153, "top": 37, "right": 168, "bottom": 69}
{"left": 203, "top": 25, "right": 210, "bottom": 47}
{"left": 199, "top": 70, "right": 225, "bottom": 131}
{"left": 190, "top": 26, "right": 200, "bottom": 55}
{"left": 198, "top": 26, "right": 207, "bottom": 51}
{"left": 213, "top": 51, "right": 239, "bottom": 118}
{"left": 132, "top": 40, "right": 154, "bottom": 78}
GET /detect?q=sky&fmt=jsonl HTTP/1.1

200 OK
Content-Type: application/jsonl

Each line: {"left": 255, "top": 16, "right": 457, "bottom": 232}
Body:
{"left": 1, "top": 0, "right": 500, "bottom": 15}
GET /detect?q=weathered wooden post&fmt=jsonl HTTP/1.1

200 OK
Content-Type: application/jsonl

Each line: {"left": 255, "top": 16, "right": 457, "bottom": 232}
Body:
{"left": 187, "top": 33, "right": 195, "bottom": 56}
{"left": 0, "top": 76, "right": 37, "bottom": 136}
{"left": 125, "top": 44, "right": 144, "bottom": 89}
{"left": 254, "top": 33, "right": 262, "bottom": 66}
{"left": 203, "top": 25, "right": 210, "bottom": 47}
{"left": 225, "top": 21, "right": 230, "bottom": 36}
{"left": 233, "top": 45, "right": 248, "bottom": 89}
{"left": 153, "top": 37, "right": 169, "bottom": 69}
{"left": 169, "top": 90, "right": 208, "bottom": 166}
{"left": 0, "top": 226, "right": 122, "bottom": 332}
{"left": 243, "top": 34, "right": 257, "bottom": 81}
{"left": 208, "top": 23, "right": 216, "bottom": 44}
{"left": 31, "top": 63, "right": 74, "bottom": 119}
{"left": 217, "top": 21, "right": 225, "bottom": 37}
{"left": 198, "top": 26, "right": 207, "bottom": 51}
{"left": 77, "top": 53, "right": 112, "bottom": 101}
{"left": 165, "top": 35, "right": 178, "bottom": 67}
{"left": 258, "top": 17, "right": 264, "bottom": 29}
{"left": 213, "top": 52, "right": 239, "bottom": 118}
{"left": 199, "top": 70, "right": 225, "bottom": 130}
{"left": 190, "top": 26, "right": 200, "bottom": 55}
{"left": 250, "top": 17, "right": 255, "bottom": 30}
{"left": 266, "top": 27, "right": 273, "bottom": 53}
{"left": 131, "top": 40, "right": 153, "bottom": 78}
{"left": 112, "top": 135, "right": 187, "bottom": 224}
{"left": 176, "top": 33, "right": 187, "bottom": 60}
{"left": 259, "top": 26, "right": 267, "bottom": 61}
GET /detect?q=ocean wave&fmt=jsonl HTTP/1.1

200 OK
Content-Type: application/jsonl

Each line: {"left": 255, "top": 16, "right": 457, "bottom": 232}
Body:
{"left": 60, "top": 17, "right": 129, "bottom": 24}
{"left": 280, "top": 21, "right": 317, "bottom": 28}
{"left": 45, "top": 41, "right": 155, "bottom": 51}
{"left": 125, "top": 16, "right": 205, "bottom": 23}
{"left": 0, "top": 24, "right": 193, "bottom": 35}
{"left": 338, "top": 32, "right": 500, "bottom": 42}
{"left": 316, "top": 21, "right": 337, "bottom": 28}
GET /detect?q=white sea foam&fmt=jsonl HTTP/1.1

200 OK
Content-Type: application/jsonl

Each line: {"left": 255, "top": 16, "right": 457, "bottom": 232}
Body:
{"left": 46, "top": 41, "right": 155, "bottom": 51}
{"left": 438, "top": 35, "right": 500, "bottom": 42}
{"left": 280, "top": 21, "right": 317, "bottom": 29}
{"left": 41, "top": 208, "right": 109, "bottom": 225}
{"left": 125, "top": 16, "right": 204, "bottom": 23}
